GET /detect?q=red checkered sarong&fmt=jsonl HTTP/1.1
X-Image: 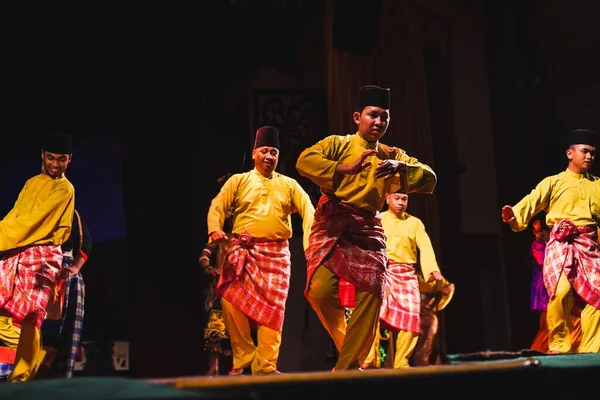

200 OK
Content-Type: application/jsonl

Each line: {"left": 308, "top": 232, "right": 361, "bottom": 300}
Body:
{"left": 544, "top": 219, "right": 600, "bottom": 309}
{"left": 0, "top": 245, "right": 63, "bottom": 328}
{"left": 305, "top": 194, "right": 387, "bottom": 300}
{"left": 379, "top": 261, "right": 421, "bottom": 333}
{"left": 217, "top": 231, "right": 291, "bottom": 332}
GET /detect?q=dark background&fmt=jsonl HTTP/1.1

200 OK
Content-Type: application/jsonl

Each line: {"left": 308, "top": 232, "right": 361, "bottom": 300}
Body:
{"left": 2, "top": 0, "right": 600, "bottom": 378}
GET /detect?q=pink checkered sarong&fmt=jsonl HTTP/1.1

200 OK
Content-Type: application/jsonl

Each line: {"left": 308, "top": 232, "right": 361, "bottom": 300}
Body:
{"left": 217, "top": 231, "right": 291, "bottom": 332}
{"left": 0, "top": 245, "right": 63, "bottom": 328}
{"left": 304, "top": 195, "right": 387, "bottom": 302}
{"left": 544, "top": 219, "right": 600, "bottom": 309}
{"left": 379, "top": 261, "right": 421, "bottom": 333}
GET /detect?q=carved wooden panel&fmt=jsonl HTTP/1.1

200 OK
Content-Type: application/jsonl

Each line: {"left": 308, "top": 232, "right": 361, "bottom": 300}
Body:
{"left": 251, "top": 89, "right": 327, "bottom": 201}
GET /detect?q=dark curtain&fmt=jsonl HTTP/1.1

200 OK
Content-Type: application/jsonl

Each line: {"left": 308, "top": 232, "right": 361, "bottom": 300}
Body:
{"left": 325, "top": 0, "right": 451, "bottom": 255}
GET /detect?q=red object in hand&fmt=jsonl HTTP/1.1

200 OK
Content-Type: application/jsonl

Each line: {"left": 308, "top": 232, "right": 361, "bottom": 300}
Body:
{"left": 339, "top": 278, "right": 356, "bottom": 308}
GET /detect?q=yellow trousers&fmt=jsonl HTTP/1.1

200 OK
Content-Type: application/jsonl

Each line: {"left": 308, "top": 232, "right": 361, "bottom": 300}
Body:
{"left": 0, "top": 311, "right": 46, "bottom": 382}
{"left": 307, "top": 265, "right": 381, "bottom": 370}
{"left": 392, "top": 330, "right": 419, "bottom": 368}
{"left": 221, "top": 298, "right": 282, "bottom": 374}
{"left": 362, "top": 323, "right": 418, "bottom": 368}
{"left": 547, "top": 272, "right": 600, "bottom": 353}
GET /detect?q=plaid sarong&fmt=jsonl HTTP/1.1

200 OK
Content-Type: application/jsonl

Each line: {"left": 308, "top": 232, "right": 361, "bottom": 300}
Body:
{"left": 544, "top": 219, "right": 600, "bottom": 309}
{"left": 217, "top": 231, "right": 291, "bottom": 332}
{"left": 55, "top": 272, "right": 85, "bottom": 377}
{"left": 304, "top": 194, "right": 387, "bottom": 299}
{"left": 0, "top": 245, "right": 63, "bottom": 328}
{"left": 379, "top": 261, "right": 421, "bottom": 333}
{"left": 42, "top": 253, "right": 85, "bottom": 378}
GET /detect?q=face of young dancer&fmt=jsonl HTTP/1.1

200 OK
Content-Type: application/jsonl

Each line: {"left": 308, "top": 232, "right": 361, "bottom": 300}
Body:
{"left": 567, "top": 144, "right": 595, "bottom": 173}
{"left": 41, "top": 150, "right": 71, "bottom": 178}
{"left": 353, "top": 106, "right": 390, "bottom": 143}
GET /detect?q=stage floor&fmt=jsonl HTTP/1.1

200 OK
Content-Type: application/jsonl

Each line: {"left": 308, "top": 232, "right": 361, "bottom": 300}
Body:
{"left": 0, "top": 352, "right": 598, "bottom": 399}
{"left": 145, "top": 351, "right": 600, "bottom": 399}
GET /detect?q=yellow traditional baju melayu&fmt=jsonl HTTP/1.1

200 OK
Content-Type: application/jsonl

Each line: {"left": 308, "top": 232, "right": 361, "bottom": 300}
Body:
{"left": 296, "top": 133, "right": 437, "bottom": 370}
{"left": 0, "top": 173, "right": 74, "bottom": 381}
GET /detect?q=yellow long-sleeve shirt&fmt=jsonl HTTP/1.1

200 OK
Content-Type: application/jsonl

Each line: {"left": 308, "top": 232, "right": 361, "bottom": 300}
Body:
{"left": 207, "top": 168, "right": 315, "bottom": 250}
{"left": 295, "top": 133, "right": 437, "bottom": 212}
{"left": 381, "top": 210, "right": 440, "bottom": 279}
{"left": 509, "top": 169, "right": 600, "bottom": 232}
{"left": 0, "top": 173, "right": 75, "bottom": 251}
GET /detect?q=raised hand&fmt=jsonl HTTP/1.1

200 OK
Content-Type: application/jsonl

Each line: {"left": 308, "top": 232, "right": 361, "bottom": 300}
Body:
{"left": 375, "top": 159, "right": 406, "bottom": 179}
{"left": 501, "top": 205, "right": 515, "bottom": 223}
{"left": 430, "top": 270, "right": 444, "bottom": 281}
{"left": 337, "top": 149, "right": 378, "bottom": 175}
{"left": 443, "top": 282, "right": 455, "bottom": 296}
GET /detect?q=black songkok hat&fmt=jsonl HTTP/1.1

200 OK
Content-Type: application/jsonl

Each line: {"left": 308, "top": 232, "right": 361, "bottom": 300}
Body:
{"left": 254, "top": 126, "right": 280, "bottom": 149}
{"left": 42, "top": 132, "right": 73, "bottom": 154}
{"left": 567, "top": 129, "right": 597, "bottom": 147}
{"left": 358, "top": 85, "right": 391, "bottom": 109}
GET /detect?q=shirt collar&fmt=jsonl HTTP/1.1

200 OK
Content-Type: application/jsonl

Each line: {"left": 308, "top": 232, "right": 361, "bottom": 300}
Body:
{"left": 565, "top": 168, "right": 589, "bottom": 180}
{"left": 354, "top": 133, "right": 378, "bottom": 151}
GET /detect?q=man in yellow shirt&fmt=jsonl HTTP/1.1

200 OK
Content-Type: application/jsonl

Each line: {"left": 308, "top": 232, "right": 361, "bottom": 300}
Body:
{"left": 502, "top": 128, "right": 600, "bottom": 354}
{"left": 0, "top": 132, "right": 75, "bottom": 381}
{"left": 207, "top": 126, "right": 314, "bottom": 376}
{"left": 295, "top": 85, "right": 437, "bottom": 370}
{"left": 361, "top": 192, "right": 454, "bottom": 368}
